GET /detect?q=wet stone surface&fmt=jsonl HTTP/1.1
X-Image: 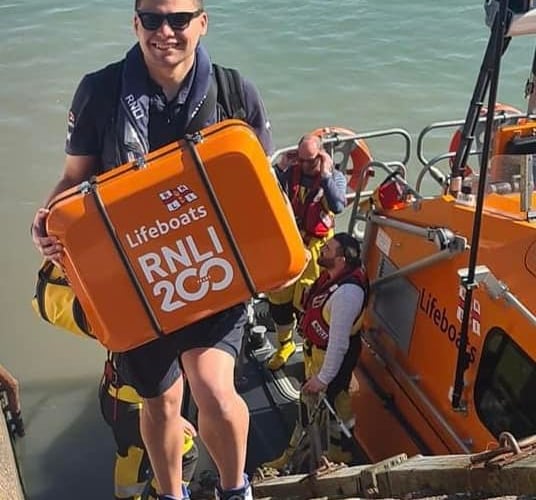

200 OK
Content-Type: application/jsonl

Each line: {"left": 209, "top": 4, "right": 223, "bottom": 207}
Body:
{"left": 0, "top": 414, "right": 24, "bottom": 499}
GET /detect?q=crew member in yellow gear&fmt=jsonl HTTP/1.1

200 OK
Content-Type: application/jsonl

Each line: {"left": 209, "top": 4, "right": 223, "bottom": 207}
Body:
{"left": 30, "top": 263, "right": 199, "bottom": 500}
{"left": 264, "top": 233, "right": 368, "bottom": 468}
{"left": 99, "top": 355, "right": 198, "bottom": 500}
{"left": 267, "top": 135, "right": 347, "bottom": 371}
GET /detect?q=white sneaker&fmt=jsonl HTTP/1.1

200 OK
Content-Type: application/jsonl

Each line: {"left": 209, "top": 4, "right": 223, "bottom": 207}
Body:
{"left": 214, "top": 474, "right": 253, "bottom": 500}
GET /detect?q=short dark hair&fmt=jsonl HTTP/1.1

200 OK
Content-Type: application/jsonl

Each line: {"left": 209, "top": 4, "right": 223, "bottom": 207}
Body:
{"left": 333, "top": 233, "right": 361, "bottom": 268}
{"left": 135, "top": 0, "right": 204, "bottom": 9}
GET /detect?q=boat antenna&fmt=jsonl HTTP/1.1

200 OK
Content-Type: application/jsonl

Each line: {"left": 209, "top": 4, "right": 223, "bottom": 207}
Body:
{"left": 451, "top": 0, "right": 511, "bottom": 411}
{"left": 450, "top": 1, "right": 512, "bottom": 189}
{"left": 525, "top": 40, "right": 536, "bottom": 115}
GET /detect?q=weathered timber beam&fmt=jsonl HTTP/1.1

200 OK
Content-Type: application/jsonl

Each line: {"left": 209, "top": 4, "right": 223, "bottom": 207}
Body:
{"left": 376, "top": 454, "right": 536, "bottom": 497}
{"left": 253, "top": 465, "right": 367, "bottom": 499}
{"left": 253, "top": 452, "right": 536, "bottom": 499}
{"left": 253, "top": 454, "right": 408, "bottom": 499}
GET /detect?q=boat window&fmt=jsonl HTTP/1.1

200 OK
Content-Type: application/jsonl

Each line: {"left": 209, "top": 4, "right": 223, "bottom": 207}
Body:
{"left": 372, "top": 256, "right": 419, "bottom": 354}
{"left": 474, "top": 327, "right": 536, "bottom": 440}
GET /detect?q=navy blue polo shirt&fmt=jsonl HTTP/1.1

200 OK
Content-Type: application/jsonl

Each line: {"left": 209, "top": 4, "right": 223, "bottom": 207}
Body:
{"left": 147, "top": 61, "right": 197, "bottom": 151}
{"left": 66, "top": 60, "right": 274, "bottom": 161}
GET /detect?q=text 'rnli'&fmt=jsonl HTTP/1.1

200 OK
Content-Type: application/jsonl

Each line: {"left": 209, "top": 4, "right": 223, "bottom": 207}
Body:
{"left": 136, "top": 225, "right": 235, "bottom": 312}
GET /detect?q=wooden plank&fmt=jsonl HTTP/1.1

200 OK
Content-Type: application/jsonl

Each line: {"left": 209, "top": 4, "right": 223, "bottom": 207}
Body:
{"left": 253, "top": 452, "right": 536, "bottom": 499}
{"left": 0, "top": 412, "right": 25, "bottom": 500}
{"left": 358, "top": 453, "right": 409, "bottom": 494}
{"left": 376, "top": 454, "right": 536, "bottom": 497}
{"left": 253, "top": 455, "right": 408, "bottom": 499}
{"left": 253, "top": 464, "right": 368, "bottom": 499}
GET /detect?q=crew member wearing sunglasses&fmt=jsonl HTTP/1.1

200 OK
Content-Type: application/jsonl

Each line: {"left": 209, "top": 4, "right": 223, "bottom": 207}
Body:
{"left": 30, "top": 1, "right": 273, "bottom": 500}
{"left": 266, "top": 134, "right": 347, "bottom": 373}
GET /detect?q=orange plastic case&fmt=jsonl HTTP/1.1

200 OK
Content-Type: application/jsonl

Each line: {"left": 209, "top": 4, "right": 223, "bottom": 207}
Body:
{"left": 47, "top": 120, "right": 306, "bottom": 352}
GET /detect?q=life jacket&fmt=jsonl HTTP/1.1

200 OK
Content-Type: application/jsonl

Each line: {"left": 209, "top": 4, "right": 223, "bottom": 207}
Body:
{"left": 300, "top": 266, "right": 369, "bottom": 349}
{"left": 289, "top": 165, "right": 334, "bottom": 240}
{"left": 95, "top": 59, "right": 247, "bottom": 172}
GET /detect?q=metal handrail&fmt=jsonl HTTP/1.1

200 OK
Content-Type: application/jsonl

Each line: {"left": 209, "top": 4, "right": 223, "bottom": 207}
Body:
{"left": 415, "top": 151, "right": 457, "bottom": 193}
{"left": 346, "top": 161, "right": 413, "bottom": 235}
{"left": 270, "top": 128, "right": 413, "bottom": 168}
{"left": 414, "top": 112, "right": 531, "bottom": 194}
{"left": 416, "top": 112, "right": 529, "bottom": 168}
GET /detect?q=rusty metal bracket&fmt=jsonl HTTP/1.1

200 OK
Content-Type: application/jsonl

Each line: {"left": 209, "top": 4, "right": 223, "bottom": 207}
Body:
{"left": 298, "top": 455, "right": 348, "bottom": 482}
{"left": 469, "top": 432, "right": 536, "bottom": 468}
{"left": 254, "top": 465, "right": 281, "bottom": 482}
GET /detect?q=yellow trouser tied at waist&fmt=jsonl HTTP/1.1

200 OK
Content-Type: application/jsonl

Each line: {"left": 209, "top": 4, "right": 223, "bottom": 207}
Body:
{"left": 107, "top": 383, "right": 144, "bottom": 406}
{"left": 267, "top": 235, "right": 329, "bottom": 309}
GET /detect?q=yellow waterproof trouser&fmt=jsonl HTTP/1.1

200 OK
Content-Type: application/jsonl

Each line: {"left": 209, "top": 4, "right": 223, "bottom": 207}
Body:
{"left": 100, "top": 377, "right": 197, "bottom": 499}
{"left": 267, "top": 235, "right": 328, "bottom": 310}
{"left": 303, "top": 344, "right": 354, "bottom": 423}
{"left": 303, "top": 342, "right": 358, "bottom": 464}
{"left": 114, "top": 441, "right": 197, "bottom": 499}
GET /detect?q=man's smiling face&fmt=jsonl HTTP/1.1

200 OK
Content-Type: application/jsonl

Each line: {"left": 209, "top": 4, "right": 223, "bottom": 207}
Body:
{"left": 134, "top": 0, "right": 207, "bottom": 71}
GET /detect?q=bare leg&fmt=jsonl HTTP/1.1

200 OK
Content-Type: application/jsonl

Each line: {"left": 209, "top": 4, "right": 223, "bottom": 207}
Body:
{"left": 140, "top": 375, "right": 184, "bottom": 497}
{"left": 182, "top": 348, "right": 249, "bottom": 490}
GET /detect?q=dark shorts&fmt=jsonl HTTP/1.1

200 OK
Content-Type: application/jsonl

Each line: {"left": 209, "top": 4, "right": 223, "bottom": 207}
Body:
{"left": 115, "top": 304, "right": 247, "bottom": 398}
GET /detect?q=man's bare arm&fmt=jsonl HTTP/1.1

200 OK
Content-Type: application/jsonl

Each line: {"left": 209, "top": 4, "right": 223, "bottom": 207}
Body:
{"left": 31, "top": 154, "right": 99, "bottom": 261}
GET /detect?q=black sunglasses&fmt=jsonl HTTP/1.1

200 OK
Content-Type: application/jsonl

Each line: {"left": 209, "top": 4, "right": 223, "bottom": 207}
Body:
{"left": 136, "top": 9, "right": 203, "bottom": 31}
{"left": 298, "top": 154, "right": 320, "bottom": 167}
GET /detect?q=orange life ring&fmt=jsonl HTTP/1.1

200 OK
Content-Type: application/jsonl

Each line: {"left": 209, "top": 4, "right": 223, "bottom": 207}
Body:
{"left": 308, "top": 126, "right": 373, "bottom": 192}
{"left": 448, "top": 103, "right": 522, "bottom": 176}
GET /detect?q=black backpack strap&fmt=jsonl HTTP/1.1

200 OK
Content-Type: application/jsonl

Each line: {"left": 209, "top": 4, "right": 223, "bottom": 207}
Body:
{"left": 184, "top": 73, "right": 218, "bottom": 135}
{"left": 213, "top": 64, "right": 247, "bottom": 120}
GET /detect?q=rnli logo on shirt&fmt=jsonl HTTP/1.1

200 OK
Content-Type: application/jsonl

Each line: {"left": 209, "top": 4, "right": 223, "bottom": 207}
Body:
{"left": 66, "top": 110, "right": 75, "bottom": 142}
{"left": 124, "top": 94, "right": 144, "bottom": 121}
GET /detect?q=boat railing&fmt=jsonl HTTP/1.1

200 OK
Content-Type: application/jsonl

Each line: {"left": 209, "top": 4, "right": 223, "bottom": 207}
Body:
{"left": 346, "top": 159, "right": 427, "bottom": 238}
{"left": 415, "top": 113, "right": 529, "bottom": 194}
{"left": 271, "top": 127, "right": 412, "bottom": 177}
{"left": 271, "top": 128, "right": 413, "bottom": 222}
{"left": 458, "top": 265, "right": 536, "bottom": 328}
{"left": 361, "top": 214, "right": 467, "bottom": 290}
{"left": 320, "top": 128, "right": 412, "bottom": 167}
